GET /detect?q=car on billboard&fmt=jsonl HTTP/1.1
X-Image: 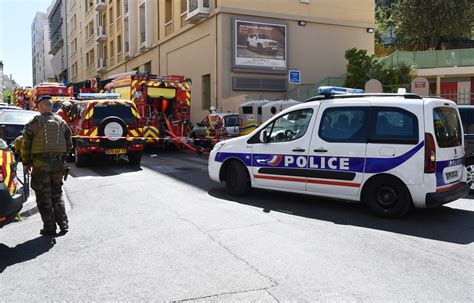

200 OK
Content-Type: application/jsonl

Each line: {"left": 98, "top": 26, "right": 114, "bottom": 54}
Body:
{"left": 246, "top": 33, "right": 279, "bottom": 54}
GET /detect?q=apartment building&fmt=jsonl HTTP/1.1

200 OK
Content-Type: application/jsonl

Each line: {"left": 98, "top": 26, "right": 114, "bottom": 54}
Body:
{"left": 48, "top": 0, "right": 68, "bottom": 83}
{"left": 32, "top": 12, "right": 54, "bottom": 85}
{"left": 67, "top": 0, "right": 99, "bottom": 83}
{"left": 68, "top": 0, "right": 374, "bottom": 122}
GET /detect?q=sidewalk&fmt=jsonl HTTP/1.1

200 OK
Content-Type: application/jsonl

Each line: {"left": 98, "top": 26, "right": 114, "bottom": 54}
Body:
{"left": 16, "top": 162, "right": 38, "bottom": 218}
{"left": 16, "top": 163, "right": 72, "bottom": 218}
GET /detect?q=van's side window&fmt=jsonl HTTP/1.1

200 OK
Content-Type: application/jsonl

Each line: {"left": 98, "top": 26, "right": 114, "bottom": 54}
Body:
{"left": 319, "top": 107, "right": 368, "bottom": 143}
{"left": 369, "top": 107, "right": 419, "bottom": 144}
{"left": 262, "top": 109, "right": 313, "bottom": 143}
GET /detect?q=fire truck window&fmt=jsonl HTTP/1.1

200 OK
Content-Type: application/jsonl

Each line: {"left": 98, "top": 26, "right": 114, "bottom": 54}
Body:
{"left": 242, "top": 107, "right": 253, "bottom": 114}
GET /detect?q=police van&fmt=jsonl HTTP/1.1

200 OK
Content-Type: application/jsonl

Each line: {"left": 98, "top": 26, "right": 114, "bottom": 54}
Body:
{"left": 208, "top": 88, "right": 469, "bottom": 217}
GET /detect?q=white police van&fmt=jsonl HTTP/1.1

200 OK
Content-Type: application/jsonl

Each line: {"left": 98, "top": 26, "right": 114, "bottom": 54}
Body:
{"left": 208, "top": 87, "right": 469, "bottom": 217}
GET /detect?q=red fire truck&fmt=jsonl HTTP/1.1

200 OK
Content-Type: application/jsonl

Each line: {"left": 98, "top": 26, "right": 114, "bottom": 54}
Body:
{"left": 32, "top": 82, "right": 73, "bottom": 112}
{"left": 104, "top": 72, "right": 192, "bottom": 148}
{"left": 13, "top": 87, "right": 33, "bottom": 109}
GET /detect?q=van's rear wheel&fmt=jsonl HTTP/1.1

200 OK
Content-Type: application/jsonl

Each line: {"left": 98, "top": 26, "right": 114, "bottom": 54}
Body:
{"left": 364, "top": 176, "right": 412, "bottom": 218}
{"left": 128, "top": 151, "right": 142, "bottom": 166}
{"left": 225, "top": 161, "right": 250, "bottom": 196}
{"left": 74, "top": 147, "right": 88, "bottom": 167}
{"left": 465, "top": 158, "right": 474, "bottom": 192}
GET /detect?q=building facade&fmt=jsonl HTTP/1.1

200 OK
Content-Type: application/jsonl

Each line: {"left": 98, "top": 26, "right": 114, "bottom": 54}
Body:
{"left": 32, "top": 12, "right": 54, "bottom": 85}
{"left": 68, "top": 0, "right": 374, "bottom": 122}
{"left": 48, "top": 0, "right": 68, "bottom": 83}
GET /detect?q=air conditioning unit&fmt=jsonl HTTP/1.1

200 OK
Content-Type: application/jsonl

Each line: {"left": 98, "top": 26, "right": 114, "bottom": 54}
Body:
{"left": 186, "top": 0, "right": 210, "bottom": 24}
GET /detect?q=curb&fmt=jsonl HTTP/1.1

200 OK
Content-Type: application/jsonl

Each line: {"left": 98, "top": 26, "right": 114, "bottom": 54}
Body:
{"left": 18, "top": 187, "right": 72, "bottom": 218}
{"left": 19, "top": 202, "right": 38, "bottom": 218}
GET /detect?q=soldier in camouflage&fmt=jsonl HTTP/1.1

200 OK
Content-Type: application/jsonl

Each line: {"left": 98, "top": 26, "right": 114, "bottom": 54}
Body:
{"left": 22, "top": 95, "right": 72, "bottom": 235}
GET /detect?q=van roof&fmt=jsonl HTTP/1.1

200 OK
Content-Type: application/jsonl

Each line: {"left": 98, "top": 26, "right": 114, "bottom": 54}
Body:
{"left": 305, "top": 93, "right": 423, "bottom": 102}
{"left": 275, "top": 94, "right": 457, "bottom": 115}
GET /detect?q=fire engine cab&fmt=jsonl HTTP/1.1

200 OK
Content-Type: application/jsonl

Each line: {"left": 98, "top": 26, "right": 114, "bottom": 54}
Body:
{"left": 13, "top": 87, "right": 33, "bottom": 110}
{"left": 104, "top": 72, "right": 192, "bottom": 147}
{"left": 32, "top": 82, "right": 73, "bottom": 111}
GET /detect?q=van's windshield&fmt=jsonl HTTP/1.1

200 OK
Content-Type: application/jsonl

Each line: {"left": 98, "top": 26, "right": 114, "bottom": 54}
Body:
{"left": 92, "top": 104, "right": 135, "bottom": 125}
{"left": 433, "top": 107, "right": 462, "bottom": 147}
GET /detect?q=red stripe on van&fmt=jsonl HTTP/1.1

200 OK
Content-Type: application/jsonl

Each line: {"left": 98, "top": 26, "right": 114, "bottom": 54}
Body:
{"left": 436, "top": 182, "right": 461, "bottom": 193}
{"left": 255, "top": 175, "right": 360, "bottom": 188}
{"left": 307, "top": 179, "right": 361, "bottom": 188}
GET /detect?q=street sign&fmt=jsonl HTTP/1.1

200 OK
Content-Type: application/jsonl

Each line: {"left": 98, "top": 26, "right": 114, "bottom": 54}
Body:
{"left": 289, "top": 70, "right": 301, "bottom": 85}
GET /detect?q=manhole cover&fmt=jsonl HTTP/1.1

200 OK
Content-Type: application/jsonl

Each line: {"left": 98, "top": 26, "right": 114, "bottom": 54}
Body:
{"left": 175, "top": 167, "right": 201, "bottom": 172}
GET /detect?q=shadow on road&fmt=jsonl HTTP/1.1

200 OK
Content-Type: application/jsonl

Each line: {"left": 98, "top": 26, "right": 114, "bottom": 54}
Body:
{"left": 209, "top": 187, "right": 474, "bottom": 245}
{"left": 69, "top": 156, "right": 143, "bottom": 178}
{"left": 0, "top": 236, "right": 56, "bottom": 273}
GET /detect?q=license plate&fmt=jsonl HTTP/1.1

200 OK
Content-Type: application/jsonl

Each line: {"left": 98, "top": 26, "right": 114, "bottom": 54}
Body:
{"left": 446, "top": 170, "right": 458, "bottom": 180}
{"left": 105, "top": 148, "right": 127, "bottom": 155}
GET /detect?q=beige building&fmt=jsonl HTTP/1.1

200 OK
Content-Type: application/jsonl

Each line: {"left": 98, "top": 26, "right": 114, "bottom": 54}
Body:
{"left": 68, "top": 0, "right": 374, "bottom": 122}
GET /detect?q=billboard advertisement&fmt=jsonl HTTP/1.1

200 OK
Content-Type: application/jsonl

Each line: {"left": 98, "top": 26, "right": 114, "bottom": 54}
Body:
{"left": 233, "top": 19, "right": 287, "bottom": 71}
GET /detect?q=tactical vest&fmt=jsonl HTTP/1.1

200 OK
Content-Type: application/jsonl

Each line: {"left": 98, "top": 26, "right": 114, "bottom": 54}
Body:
{"left": 31, "top": 115, "right": 68, "bottom": 154}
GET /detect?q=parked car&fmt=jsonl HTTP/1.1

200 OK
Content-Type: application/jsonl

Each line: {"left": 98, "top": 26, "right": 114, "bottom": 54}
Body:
{"left": 457, "top": 105, "right": 474, "bottom": 192}
{"left": 0, "top": 110, "right": 40, "bottom": 145}
{"left": 0, "top": 104, "right": 22, "bottom": 111}
{"left": 209, "top": 90, "right": 468, "bottom": 217}
{"left": 68, "top": 99, "right": 145, "bottom": 167}
{"left": 0, "top": 139, "right": 25, "bottom": 228}
{"left": 246, "top": 33, "right": 279, "bottom": 54}
{"left": 190, "top": 113, "right": 240, "bottom": 139}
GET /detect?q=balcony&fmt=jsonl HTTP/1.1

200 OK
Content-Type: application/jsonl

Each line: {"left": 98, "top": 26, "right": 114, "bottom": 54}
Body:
{"left": 96, "top": 26, "right": 107, "bottom": 42}
{"left": 95, "top": 0, "right": 106, "bottom": 11}
{"left": 96, "top": 58, "right": 107, "bottom": 73}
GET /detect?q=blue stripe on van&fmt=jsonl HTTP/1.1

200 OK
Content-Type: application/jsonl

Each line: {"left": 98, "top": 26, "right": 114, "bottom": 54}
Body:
{"left": 435, "top": 158, "right": 464, "bottom": 187}
{"left": 364, "top": 141, "right": 424, "bottom": 173}
{"left": 216, "top": 141, "right": 425, "bottom": 174}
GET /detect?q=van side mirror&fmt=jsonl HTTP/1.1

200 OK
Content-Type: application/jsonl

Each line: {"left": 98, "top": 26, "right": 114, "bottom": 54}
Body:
{"left": 260, "top": 130, "right": 269, "bottom": 143}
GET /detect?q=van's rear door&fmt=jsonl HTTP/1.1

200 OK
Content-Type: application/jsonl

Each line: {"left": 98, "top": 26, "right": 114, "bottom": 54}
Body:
{"left": 429, "top": 101, "right": 464, "bottom": 190}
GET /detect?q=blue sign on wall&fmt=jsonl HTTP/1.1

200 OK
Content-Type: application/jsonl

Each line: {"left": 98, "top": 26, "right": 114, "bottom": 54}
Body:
{"left": 289, "top": 70, "right": 301, "bottom": 84}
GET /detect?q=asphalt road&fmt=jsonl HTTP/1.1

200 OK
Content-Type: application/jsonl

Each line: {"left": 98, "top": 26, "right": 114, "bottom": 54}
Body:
{"left": 1, "top": 150, "right": 473, "bottom": 301}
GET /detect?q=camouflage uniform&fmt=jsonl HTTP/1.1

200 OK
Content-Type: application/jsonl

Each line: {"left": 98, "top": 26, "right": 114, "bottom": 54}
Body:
{"left": 21, "top": 112, "right": 72, "bottom": 233}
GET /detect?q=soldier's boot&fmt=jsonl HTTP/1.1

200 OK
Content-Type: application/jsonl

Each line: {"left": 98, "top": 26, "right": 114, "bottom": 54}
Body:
{"left": 37, "top": 202, "right": 57, "bottom": 235}
{"left": 52, "top": 197, "right": 68, "bottom": 233}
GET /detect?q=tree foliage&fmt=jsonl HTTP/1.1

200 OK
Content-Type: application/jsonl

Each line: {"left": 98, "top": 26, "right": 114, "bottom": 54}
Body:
{"left": 392, "top": 0, "right": 474, "bottom": 50}
{"left": 344, "top": 48, "right": 413, "bottom": 91}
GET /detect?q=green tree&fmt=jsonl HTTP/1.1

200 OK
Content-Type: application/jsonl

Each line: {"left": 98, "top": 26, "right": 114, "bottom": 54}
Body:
{"left": 344, "top": 48, "right": 413, "bottom": 91}
{"left": 392, "top": 0, "right": 474, "bottom": 50}
{"left": 3, "top": 90, "right": 12, "bottom": 104}
{"left": 344, "top": 48, "right": 381, "bottom": 89}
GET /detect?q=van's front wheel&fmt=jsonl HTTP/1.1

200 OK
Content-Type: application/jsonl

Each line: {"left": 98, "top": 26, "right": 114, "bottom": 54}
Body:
{"left": 364, "top": 176, "right": 412, "bottom": 218}
{"left": 224, "top": 161, "right": 250, "bottom": 196}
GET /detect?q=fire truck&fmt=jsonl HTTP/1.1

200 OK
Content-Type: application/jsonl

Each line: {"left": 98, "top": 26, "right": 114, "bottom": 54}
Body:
{"left": 104, "top": 72, "right": 192, "bottom": 148}
{"left": 13, "top": 87, "right": 33, "bottom": 110}
{"left": 32, "top": 82, "right": 73, "bottom": 112}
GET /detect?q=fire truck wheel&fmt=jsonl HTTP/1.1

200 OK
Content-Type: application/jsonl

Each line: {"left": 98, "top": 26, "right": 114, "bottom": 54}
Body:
{"left": 128, "top": 151, "right": 142, "bottom": 166}
{"left": 225, "top": 160, "right": 250, "bottom": 196}
{"left": 74, "top": 147, "right": 88, "bottom": 167}
{"left": 98, "top": 116, "right": 127, "bottom": 142}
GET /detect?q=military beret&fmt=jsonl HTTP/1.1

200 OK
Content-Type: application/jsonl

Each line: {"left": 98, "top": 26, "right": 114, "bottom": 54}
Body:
{"left": 37, "top": 95, "right": 52, "bottom": 104}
